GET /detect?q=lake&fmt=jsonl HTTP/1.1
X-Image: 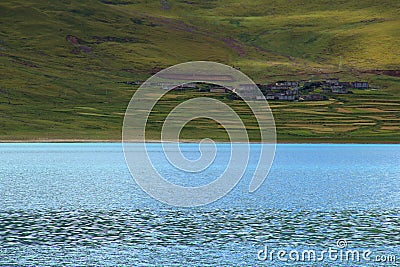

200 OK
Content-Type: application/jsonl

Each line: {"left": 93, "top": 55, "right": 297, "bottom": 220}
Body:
{"left": 0, "top": 143, "right": 399, "bottom": 266}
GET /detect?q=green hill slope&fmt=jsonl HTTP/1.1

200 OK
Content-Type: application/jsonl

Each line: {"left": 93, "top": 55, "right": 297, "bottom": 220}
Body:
{"left": 0, "top": 0, "right": 399, "bottom": 142}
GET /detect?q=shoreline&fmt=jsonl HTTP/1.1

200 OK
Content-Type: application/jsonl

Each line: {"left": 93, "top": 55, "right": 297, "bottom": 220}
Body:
{"left": 0, "top": 139, "right": 399, "bottom": 144}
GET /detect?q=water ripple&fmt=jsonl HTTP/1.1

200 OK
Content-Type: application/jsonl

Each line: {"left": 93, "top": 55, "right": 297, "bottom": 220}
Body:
{"left": 1, "top": 208, "right": 399, "bottom": 248}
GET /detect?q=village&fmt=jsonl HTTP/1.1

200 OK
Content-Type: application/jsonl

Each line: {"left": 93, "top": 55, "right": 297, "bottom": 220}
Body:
{"left": 266, "top": 78, "right": 369, "bottom": 101}
{"left": 124, "top": 78, "right": 369, "bottom": 101}
{"left": 209, "top": 78, "right": 369, "bottom": 101}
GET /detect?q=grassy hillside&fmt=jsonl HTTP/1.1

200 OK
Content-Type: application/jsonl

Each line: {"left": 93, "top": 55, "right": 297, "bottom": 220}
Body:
{"left": 0, "top": 0, "right": 399, "bottom": 142}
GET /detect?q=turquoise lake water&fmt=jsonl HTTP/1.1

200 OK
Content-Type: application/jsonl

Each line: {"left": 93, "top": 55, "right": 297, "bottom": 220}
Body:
{"left": 0, "top": 143, "right": 399, "bottom": 266}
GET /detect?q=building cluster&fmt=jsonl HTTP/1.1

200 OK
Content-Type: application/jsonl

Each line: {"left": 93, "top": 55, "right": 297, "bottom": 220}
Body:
{"left": 235, "top": 78, "right": 369, "bottom": 101}
{"left": 124, "top": 78, "right": 369, "bottom": 101}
